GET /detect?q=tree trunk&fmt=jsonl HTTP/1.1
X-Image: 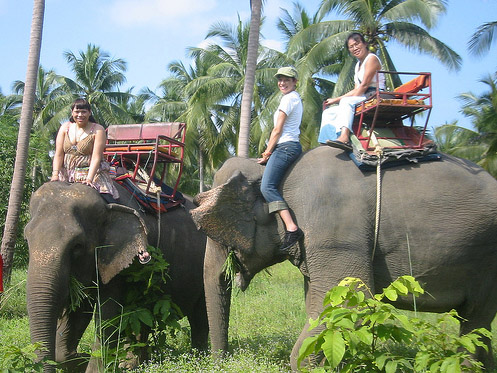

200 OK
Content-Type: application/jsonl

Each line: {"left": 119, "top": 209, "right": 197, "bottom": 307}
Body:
{"left": 1, "top": 0, "right": 45, "bottom": 283}
{"left": 237, "top": 0, "right": 262, "bottom": 158}
{"left": 199, "top": 147, "right": 205, "bottom": 193}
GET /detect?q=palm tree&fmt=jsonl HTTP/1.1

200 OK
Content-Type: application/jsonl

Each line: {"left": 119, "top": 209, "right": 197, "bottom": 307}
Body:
{"left": 468, "top": 21, "right": 497, "bottom": 57}
{"left": 434, "top": 123, "right": 484, "bottom": 160}
{"left": 458, "top": 73, "right": 497, "bottom": 177}
{"left": 60, "top": 44, "right": 132, "bottom": 126}
{"left": 274, "top": 2, "right": 338, "bottom": 148}
{"left": 293, "top": 0, "right": 462, "bottom": 95}
{"left": 1, "top": 0, "right": 45, "bottom": 283}
{"left": 12, "top": 65, "right": 67, "bottom": 133}
{"left": 154, "top": 57, "right": 233, "bottom": 192}
{"left": 238, "top": 0, "right": 264, "bottom": 158}
{"left": 0, "top": 92, "right": 22, "bottom": 122}
{"left": 189, "top": 16, "right": 287, "bottom": 157}
{"left": 12, "top": 66, "right": 69, "bottom": 187}
{"left": 433, "top": 74, "right": 497, "bottom": 179}
{"left": 113, "top": 88, "right": 147, "bottom": 124}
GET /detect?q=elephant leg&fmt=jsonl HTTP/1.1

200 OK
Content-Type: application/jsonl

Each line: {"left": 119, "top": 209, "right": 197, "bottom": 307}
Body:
{"left": 458, "top": 298, "right": 497, "bottom": 369}
{"left": 290, "top": 249, "right": 375, "bottom": 371}
{"left": 85, "top": 279, "right": 126, "bottom": 372}
{"left": 55, "top": 300, "right": 93, "bottom": 372}
{"left": 188, "top": 295, "right": 209, "bottom": 350}
{"left": 290, "top": 276, "right": 325, "bottom": 371}
{"left": 290, "top": 319, "right": 325, "bottom": 371}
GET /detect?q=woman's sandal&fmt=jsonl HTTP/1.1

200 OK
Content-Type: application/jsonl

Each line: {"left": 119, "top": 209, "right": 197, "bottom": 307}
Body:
{"left": 138, "top": 250, "right": 151, "bottom": 264}
{"left": 325, "top": 139, "right": 352, "bottom": 152}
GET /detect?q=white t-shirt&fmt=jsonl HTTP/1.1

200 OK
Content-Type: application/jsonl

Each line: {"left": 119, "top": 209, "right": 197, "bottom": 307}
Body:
{"left": 274, "top": 90, "right": 303, "bottom": 144}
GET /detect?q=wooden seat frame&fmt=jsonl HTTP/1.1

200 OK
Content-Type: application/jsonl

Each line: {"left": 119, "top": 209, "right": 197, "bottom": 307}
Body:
{"left": 353, "top": 71, "right": 432, "bottom": 152}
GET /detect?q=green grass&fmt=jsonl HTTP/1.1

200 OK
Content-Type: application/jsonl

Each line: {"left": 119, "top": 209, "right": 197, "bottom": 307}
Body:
{"left": 2, "top": 263, "right": 497, "bottom": 372}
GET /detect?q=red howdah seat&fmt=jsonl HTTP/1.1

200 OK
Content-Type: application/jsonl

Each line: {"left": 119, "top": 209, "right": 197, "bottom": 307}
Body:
{"left": 353, "top": 71, "right": 432, "bottom": 153}
{"left": 104, "top": 122, "right": 186, "bottom": 198}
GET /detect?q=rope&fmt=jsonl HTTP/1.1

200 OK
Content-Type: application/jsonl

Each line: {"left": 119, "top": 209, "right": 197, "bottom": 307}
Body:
{"left": 371, "top": 131, "right": 384, "bottom": 261}
{"left": 156, "top": 190, "right": 161, "bottom": 248}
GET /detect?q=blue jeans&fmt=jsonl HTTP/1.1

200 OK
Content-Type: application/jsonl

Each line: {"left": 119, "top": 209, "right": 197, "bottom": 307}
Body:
{"left": 260, "top": 141, "right": 302, "bottom": 213}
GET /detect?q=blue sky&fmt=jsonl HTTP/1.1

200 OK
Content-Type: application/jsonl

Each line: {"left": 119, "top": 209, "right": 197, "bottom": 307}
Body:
{"left": 0, "top": 0, "right": 496, "bottom": 131}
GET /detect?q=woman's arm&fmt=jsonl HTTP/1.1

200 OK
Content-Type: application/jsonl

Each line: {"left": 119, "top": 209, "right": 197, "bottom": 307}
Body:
{"left": 85, "top": 124, "right": 106, "bottom": 184}
{"left": 257, "top": 110, "right": 287, "bottom": 164}
{"left": 51, "top": 123, "right": 68, "bottom": 181}
{"left": 324, "top": 54, "right": 381, "bottom": 105}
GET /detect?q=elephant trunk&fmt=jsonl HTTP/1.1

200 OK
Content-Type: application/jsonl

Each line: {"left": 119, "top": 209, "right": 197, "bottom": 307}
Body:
{"left": 203, "top": 238, "right": 231, "bottom": 355}
{"left": 27, "top": 252, "right": 69, "bottom": 372}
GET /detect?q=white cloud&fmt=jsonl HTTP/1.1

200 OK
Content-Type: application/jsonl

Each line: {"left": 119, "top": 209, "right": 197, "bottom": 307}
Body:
{"left": 107, "top": 0, "right": 218, "bottom": 27}
{"left": 261, "top": 38, "right": 283, "bottom": 52}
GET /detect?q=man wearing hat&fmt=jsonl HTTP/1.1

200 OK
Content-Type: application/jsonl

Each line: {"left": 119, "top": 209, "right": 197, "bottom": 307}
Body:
{"left": 257, "top": 66, "right": 304, "bottom": 254}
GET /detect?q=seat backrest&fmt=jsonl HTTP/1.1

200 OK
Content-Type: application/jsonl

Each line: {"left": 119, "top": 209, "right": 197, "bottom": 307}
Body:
{"left": 140, "top": 122, "right": 185, "bottom": 141}
{"left": 393, "top": 74, "right": 430, "bottom": 94}
{"left": 106, "top": 122, "right": 186, "bottom": 142}
{"left": 107, "top": 124, "right": 143, "bottom": 141}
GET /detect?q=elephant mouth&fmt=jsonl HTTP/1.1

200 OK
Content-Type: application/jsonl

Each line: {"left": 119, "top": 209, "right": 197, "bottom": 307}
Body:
{"left": 235, "top": 272, "right": 247, "bottom": 290}
{"left": 235, "top": 271, "right": 253, "bottom": 291}
{"left": 230, "top": 251, "right": 253, "bottom": 291}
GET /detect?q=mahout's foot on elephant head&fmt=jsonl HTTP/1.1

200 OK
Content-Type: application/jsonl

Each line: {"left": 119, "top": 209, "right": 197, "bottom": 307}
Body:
{"left": 138, "top": 249, "right": 151, "bottom": 264}
{"left": 279, "top": 228, "right": 304, "bottom": 256}
{"left": 325, "top": 139, "right": 352, "bottom": 152}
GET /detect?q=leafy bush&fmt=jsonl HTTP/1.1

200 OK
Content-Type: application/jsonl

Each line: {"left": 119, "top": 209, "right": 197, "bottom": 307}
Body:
{"left": 0, "top": 342, "right": 55, "bottom": 372}
{"left": 96, "top": 245, "right": 182, "bottom": 364}
{"left": 298, "top": 276, "right": 491, "bottom": 372}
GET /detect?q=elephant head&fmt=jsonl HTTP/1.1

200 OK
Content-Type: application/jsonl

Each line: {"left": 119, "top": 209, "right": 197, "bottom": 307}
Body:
{"left": 191, "top": 158, "right": 293, "bottom": 353}
{"left": 25, "top": 181, "right": 149, "bottom": 371}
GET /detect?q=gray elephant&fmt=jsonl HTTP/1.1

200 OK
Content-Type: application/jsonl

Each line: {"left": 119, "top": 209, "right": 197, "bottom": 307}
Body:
{"left": 191, "top": 146, "right": 497, "bottom": 370}
{"left": 25, "top": 181, "right": 208, "bottom": 372}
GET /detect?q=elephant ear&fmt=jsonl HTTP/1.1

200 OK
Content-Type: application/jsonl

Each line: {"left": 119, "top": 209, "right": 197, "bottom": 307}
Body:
{"left": 97, "top": 204, "right": 149, "bottom": 284}
{"left": 192, "top": 171, "right": 257, "bottom": 252}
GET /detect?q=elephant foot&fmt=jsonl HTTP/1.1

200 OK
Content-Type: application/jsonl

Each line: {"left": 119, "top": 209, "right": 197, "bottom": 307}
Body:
{"left": 59, "top": 353, "right": 89, "bottom": 372}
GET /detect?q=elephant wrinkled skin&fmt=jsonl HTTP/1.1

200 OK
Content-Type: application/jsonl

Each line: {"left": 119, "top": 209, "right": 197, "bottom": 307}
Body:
{"left": 191, "top": 147, "right": 497, "bottom": 370}
{"left": 25, "top": 181, "right": 208, "bottom": 372}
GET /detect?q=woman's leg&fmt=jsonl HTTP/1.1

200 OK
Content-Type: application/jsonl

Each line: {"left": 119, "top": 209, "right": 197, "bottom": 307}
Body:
{"left": 260, "top": 142, "right": 301, "bottom": 215}
{"left": 318, "top": 106, "right": 339, "bottom": 143}
{"left": 278, "top": 209, "right": 298, "bottom": 232}
{"left": 335, "top": 96, "right": 366, "bottom": 143}
{"left": 260, "top": 142, "right": 303, "bottom": 251}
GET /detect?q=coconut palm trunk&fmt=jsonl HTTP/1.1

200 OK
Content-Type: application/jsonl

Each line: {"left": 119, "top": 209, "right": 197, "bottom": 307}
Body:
{"left": 237, "top": 0, "right": 262, "bottom": 157}
{"left": 1, "top": 0, "right": 45, "bottom": 283}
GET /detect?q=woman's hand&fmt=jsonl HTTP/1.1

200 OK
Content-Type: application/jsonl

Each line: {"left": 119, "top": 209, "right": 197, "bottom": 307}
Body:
{"left": 81, "top": 179, "right": 96, "bottom": 189}
{"left": 324, "top": 97, "right": 339, "bottom": 107}
{"left": 257, "top": 151, "right": 272, "bottom": 165}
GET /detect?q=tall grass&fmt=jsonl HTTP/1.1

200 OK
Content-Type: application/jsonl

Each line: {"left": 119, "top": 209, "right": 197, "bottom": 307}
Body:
{"left": 2, "top": 263, "right": 497, "bottom": 372}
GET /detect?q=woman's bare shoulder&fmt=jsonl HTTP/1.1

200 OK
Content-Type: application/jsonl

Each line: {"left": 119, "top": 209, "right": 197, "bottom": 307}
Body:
{"left": 92, "top": 123, "right": 105, "bottom": 132}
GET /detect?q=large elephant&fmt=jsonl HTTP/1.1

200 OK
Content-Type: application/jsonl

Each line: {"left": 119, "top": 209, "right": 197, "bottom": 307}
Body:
{"left": 191, "top": 146, "right": 497, "bottom": 370}
{"left": 25, "top": 181, "right": 208, "bottom": 372}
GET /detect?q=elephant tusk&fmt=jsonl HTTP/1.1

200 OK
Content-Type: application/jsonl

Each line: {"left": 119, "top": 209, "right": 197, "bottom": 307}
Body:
{"left": 106, "top": 203, "right": 149, "bottom": 235}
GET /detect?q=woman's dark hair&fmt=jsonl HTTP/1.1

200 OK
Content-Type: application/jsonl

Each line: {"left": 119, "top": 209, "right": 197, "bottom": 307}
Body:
{"left": 69, "top": 98, "right": 97, "bottom": 123}
{"left": 345, "top": 32, "right": 367, "bottom": 50}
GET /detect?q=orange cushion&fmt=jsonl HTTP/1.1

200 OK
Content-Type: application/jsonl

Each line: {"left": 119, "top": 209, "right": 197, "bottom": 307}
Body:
{"left": 394, "top": 75, "right": 429, "bottom": 94}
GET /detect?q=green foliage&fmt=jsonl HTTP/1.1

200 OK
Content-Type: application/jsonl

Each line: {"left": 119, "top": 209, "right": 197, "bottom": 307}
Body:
{"left": 0, "top": 119, "right": 50, "bottom": 268}
{"left": 68, "top": 276, "right": 92, "bottom": 312}
{"left": 0, "top": 342, "right": 55, "bottom": 372}
{"left": 112, "top": 245, "right": 182, "bottom": 350}
{"left": 298, "top": 276, "right": 491, "bottom": 372}
{"left": 222, "top": 249, "right": 241, "bottom": 288}
{"left": 0, "top": 270, "right": 27, "bottom": 319}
